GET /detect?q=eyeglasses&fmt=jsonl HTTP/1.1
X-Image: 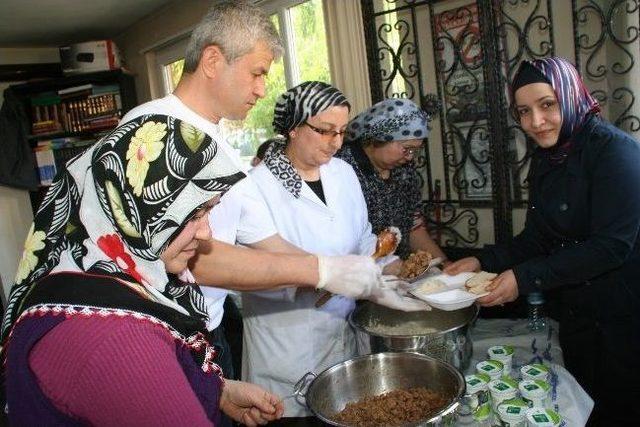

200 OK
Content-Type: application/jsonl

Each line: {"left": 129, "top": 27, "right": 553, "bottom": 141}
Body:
{"left": 304, "top": 121, "right": 346, "bottom": 138}
{"left": 398, "top": 142, "right": 422, "bottom": 157}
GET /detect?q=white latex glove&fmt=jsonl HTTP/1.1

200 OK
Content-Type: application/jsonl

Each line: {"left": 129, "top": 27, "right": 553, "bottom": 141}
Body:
{"left": 317, "top": 255, "right": 381, "bottom": 299}
{"left": 368, "top": 276, "right": 432, "bottom": 312}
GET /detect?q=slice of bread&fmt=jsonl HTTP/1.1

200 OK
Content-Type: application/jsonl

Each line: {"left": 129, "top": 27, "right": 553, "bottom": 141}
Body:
{"left": 465, "top": 271, "right": 497, "bottom": 294}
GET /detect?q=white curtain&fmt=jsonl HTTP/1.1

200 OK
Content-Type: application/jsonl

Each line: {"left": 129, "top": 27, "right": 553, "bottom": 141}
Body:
{"left": 322, "top": 0, "right": 372, "bottom": 115}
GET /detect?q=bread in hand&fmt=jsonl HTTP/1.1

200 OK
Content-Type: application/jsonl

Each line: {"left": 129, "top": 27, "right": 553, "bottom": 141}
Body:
{"left": 465, "top": 271, "right": 497, "bottom": 294}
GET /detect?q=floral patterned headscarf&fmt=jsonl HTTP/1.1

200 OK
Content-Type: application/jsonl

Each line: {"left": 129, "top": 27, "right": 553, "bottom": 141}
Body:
{"left": 1, "top": 115, "right": 245, "bottom": 340}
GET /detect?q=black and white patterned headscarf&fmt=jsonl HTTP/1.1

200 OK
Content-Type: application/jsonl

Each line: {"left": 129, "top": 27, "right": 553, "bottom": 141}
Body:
{"left": 345, "top": 98, "right": 430, "bottom": 144}
{"left": 2, "top": 114, "right": 245, "bottom": 340}
{"left": 272, "top": 81, "right": 349, "bottom": 136}
{"left": 266, "top": 81, "right": 349, "bottom": 198}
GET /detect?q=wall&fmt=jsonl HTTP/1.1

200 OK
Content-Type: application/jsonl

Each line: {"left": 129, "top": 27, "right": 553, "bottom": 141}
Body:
{"left": 0, "top": 47, "right": 59, "bottom": 300}
{"left": 115, "top": 0, "right": 213, "bottom": 103}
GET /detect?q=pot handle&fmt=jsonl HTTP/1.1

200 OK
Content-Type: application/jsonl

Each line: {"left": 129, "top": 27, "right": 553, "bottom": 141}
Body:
{"left": 430, "top": 401, "right": 460, "bottom": 423}
{"left": 292, "top": 371, "right": 316, "bottom": 399}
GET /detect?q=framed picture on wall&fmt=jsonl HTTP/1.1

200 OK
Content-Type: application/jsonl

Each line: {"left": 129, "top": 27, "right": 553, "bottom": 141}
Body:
{"left": 433, "top": 2, "right": 487, "bottom": 124}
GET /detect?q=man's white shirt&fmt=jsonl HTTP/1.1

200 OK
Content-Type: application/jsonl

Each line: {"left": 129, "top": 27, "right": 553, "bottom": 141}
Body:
{"left": 121, "top": 95, "right": 277, "bottom": 329}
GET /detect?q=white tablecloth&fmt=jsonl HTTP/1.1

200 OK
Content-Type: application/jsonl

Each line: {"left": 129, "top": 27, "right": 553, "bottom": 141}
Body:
{"left": 467, "top": 318, "right": 593, "bottom": 426}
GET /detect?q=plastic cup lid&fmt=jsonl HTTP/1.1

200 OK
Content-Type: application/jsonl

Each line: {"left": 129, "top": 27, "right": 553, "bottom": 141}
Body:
{"left": 488, "top": 345, "right": 514, "bottom": 357}
{"left": 498, "top": 398, "right": 528, "bottom": 420}
{"left": 526, "top": 407, "right": 562, "bottom": 426}
{"left": 521, "top": 363, "right": 550, "bottom": 377}
{"left": 519, "top": 379, "right": 551, "bottom": 397}
{"left": 465, "top": 374, "right": 489, "bottom": 393}
{"left": 477, "top": 359, "right": 504, "bottom": 373}
{"left": 489, "top": 378, "right": 517, "bottom": 394}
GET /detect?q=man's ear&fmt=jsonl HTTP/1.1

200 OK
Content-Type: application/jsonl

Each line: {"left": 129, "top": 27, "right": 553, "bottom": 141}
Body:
{"left": 200, "top": 45, "right": 225, "bottom": 79}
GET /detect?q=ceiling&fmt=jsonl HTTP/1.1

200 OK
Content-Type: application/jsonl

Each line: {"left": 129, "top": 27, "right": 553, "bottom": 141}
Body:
{"left": 0, "top": 0, "right": 173, "bottom": 47}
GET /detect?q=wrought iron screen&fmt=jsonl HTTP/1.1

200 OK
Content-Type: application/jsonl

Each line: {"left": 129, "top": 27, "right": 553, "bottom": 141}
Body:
{"left": 361, "top": 0, "right": 639, "bottom": 254}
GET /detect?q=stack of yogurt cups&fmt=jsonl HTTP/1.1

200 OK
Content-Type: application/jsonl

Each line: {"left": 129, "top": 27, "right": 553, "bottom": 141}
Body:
{"left": 469, "top": 346, "right": 563, "bottom": 426}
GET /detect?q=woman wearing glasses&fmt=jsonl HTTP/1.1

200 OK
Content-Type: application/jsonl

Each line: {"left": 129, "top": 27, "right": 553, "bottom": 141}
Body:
{"left": 239, "top": 81, "right": 428, "bottom": 421}
{"left": 337, "top": 99, "right": 447, "bottom": 264}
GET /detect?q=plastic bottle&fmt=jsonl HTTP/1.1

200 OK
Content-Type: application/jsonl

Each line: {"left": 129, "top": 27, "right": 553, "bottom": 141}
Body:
{"left": 527, "top": 292, "right": 547, "bottom": 331}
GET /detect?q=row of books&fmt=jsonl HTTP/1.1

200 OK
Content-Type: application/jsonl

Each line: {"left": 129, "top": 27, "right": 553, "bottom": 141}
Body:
{"left": 30, "top": 84, "right": 122, "bottom": 136}
{"left": 33, "top": 137, "right": 95, "bottom": 186}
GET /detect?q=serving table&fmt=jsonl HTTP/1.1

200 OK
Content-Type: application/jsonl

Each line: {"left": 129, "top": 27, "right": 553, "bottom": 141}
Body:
{"left": 468, "top": 318, "right": 593, "bottom": 426}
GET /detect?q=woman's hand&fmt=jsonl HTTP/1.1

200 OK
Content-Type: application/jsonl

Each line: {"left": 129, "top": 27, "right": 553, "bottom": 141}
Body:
{"left": 220, "top": 380, "right": 284, "bottom": 426}
{"left": 476, "top": 269, "right": 519, "bottom": 307}
{"left": 443, "top": 257, "right": 481, "bottom": 275}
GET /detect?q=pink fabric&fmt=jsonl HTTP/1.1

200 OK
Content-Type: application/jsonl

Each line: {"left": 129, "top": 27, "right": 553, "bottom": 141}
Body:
{"left": 29, "top": 315, "right": 217, "bottom": 426}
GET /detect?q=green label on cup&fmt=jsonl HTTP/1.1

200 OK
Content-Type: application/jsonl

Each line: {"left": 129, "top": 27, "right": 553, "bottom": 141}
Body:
{"left": 482, "top": 365, "right": 495, "bottom": 371}
{"left": 494, "top": 349, "right": 505, "bottom": 354}
{"left": 507, "top": 406, "right": 522, "bottom": 414}
{"left": 533, "top": 414, "right": 550, "bottom": 422}
{"left": 494, "top": 383, "right": 509, "bottom": 391}
{"left": 468, "top": 378, "right": 480, "bottom": 386}
{"left": 527, "top": 367, "right": 541, "bottom": 375}
{"left": 524, "top": 384, "right": 539, "bottom": 391}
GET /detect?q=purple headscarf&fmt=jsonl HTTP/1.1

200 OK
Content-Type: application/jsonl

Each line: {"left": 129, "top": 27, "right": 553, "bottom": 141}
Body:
{"left": 512, "top": 57, "right": 600, "bottom": 163}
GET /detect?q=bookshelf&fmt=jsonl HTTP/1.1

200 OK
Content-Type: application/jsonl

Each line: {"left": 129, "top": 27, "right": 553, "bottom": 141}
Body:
{"left": 10, "top": 70, "right": 137, "bottom": 213}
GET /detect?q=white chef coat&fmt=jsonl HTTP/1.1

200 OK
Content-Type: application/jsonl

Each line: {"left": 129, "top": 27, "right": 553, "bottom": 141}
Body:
{"left": 241, "top": 157, "right": 377, "bottom": 417}
{"left": 120, "top": 95, "right": 277, "bottom": 330}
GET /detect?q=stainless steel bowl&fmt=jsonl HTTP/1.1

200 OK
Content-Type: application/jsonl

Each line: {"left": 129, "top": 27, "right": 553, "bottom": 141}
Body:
{"left": 349, "top": 301, "right": 479, "bottom": 370}
{"left": 296, "top": 352, "right": 465, "bottom": 426}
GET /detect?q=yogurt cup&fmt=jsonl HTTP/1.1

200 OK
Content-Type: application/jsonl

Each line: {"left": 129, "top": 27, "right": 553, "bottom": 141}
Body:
{"left": 472, "top": 402, "right": 494, "bottom": 426}
{"left": 497, "top": 398, "right": 529, "bottom": 426}
{"left": 461, "top": 373, "right": 491, "bottom": 415}
{"left": 488, "top": 345, "right": 514, "bottom": 376}
{"left": 519, "top": 379, "right": 551, "bottom": 408}
{"left": 525, "top": 407, "right": 562, "bottom": 426}
{"left": 520, "top": 363, "right": 550, "bottom": 382}
{"left": 477, "top": 359, "right": 505, "bottom": 380}
{"left": 489, "top": 377, "right": 518, "bottom": 411}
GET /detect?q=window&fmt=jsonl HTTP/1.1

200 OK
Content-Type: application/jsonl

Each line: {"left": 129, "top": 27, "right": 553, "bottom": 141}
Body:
{"left": 164, "top": 59, "right": 184, "bottom": 94}
{"left": 157, "top": 0, "right": 332, "bottom": 167}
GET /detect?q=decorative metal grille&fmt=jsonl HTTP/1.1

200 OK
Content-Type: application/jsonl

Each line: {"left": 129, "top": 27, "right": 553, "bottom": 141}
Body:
{"left": 361, "top": 0, "right": 640, "bottom": 251}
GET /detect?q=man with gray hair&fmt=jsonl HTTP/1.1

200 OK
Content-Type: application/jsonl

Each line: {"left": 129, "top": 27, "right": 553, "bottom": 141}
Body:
{"left": 121, "top": 0, "right": 402, "bottom": 385}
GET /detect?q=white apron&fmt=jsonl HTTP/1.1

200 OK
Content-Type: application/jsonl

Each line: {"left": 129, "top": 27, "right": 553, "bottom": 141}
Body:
{"left": 241, "top": 158, "right": 377, "bottom": 417}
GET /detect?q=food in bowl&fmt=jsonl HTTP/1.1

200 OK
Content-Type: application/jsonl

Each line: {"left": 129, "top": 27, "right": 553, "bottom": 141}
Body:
{"left": 465, "top": 271, "right": 497, "bottom": 294}
{"left": 399, "top": 250, "right": 433, "bottom": 279}
{"left": 332, "top": 387, "right": 448, "bottom": 427}
{"left": 415, "top": 278, "right": 447, "bottom": 295}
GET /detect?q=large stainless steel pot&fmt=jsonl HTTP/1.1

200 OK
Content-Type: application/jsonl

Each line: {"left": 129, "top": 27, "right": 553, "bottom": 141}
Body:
{"left": 349, "top": 301, "right": 479, "bottom": 371}
{"left": 294, "top": 352, "right": 465, "bottom": 426}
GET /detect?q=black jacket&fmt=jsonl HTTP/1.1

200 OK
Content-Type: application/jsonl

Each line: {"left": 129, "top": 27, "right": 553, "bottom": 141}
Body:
{"left": 0, "top": 86, "right": 38, "bottom": 190}
{"left": 478, "top": 116, "right": 640, "bottom": 319}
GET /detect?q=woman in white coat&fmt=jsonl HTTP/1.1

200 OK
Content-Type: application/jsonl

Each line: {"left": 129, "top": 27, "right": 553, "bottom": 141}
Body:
{"left": 240, "top": 82, "right": 428, "bottom": 422}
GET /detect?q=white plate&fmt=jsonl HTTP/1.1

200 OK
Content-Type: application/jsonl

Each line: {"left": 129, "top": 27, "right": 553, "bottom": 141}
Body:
{"left": 409, "top": 272, "right": 475, "bottom": 295}
{"left": 420, "top": 289, "right": 482, "bottom": 311}
{"left": 408, "top": 272, "right": 489, "bottom": 311}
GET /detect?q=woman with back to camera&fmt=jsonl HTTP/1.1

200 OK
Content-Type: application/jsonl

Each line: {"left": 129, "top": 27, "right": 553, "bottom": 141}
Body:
{"left": 445, "top": 56, "right": 640, "bottom": 425}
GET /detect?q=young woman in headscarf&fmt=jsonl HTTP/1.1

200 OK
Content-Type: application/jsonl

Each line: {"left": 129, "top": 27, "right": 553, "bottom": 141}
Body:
{"left": 337, "top": 98, "right": 448, "bottom": 264}
{"left": 445, "top": 56, "right": 640, "bottom": 425}
{"left": 239, "top": 81, "right": 429, "bottom": 422}
{"left": 1, "top": 115, "right": 283, "bottom": 426}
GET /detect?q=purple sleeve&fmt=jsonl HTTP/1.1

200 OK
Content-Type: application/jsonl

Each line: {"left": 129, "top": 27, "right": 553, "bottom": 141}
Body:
{"left": 29, "top": 315, "right": 218, "bottom": 427}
